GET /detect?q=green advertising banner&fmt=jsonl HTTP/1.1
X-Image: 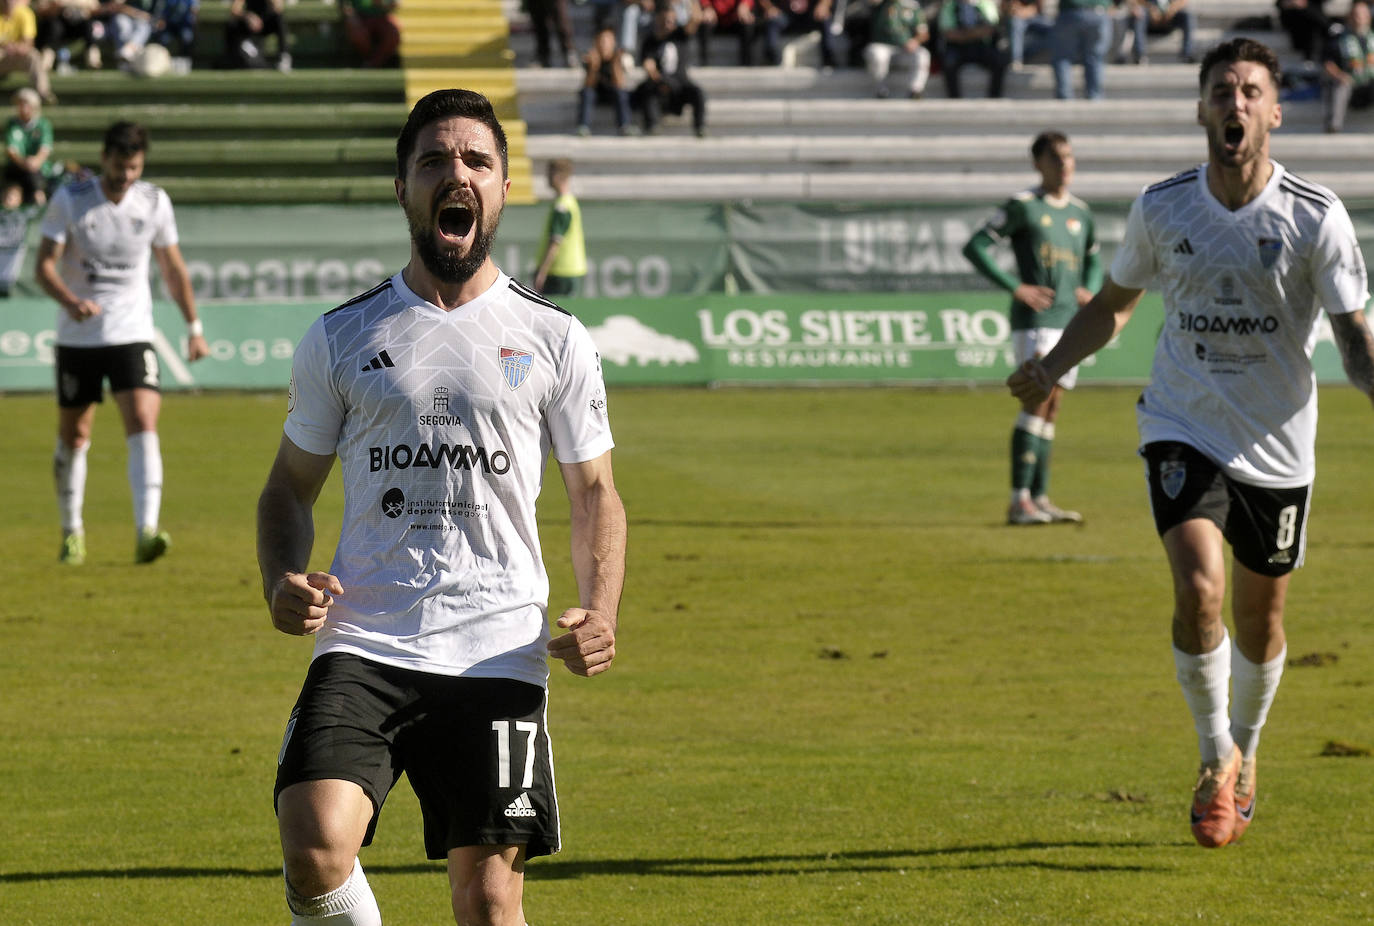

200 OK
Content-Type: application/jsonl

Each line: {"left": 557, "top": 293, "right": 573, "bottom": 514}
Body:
{"left": 8, "top": 291, "right": 1361, "bottom": 392}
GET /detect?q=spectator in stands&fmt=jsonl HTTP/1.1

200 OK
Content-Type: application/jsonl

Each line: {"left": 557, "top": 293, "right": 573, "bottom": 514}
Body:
{"left": 93, "top": 0, "right": 159, "bottom": 70}
{"left": 526, "top": 0, "right": 579, "bottom": 67}
{"left": 758, "top": 0, "right": 837, "bottom": 69}
{"left": 1121, "top": 0, "right": 1195, "bottom": 64}
{"left": 1276, "top": 0, "right": 1330, "bottom": 63}
{"left": 34, "top": 0, "right": 95, "bottom": 75}
{"left": 622, "top": 0, "right": 702, "bottom": 69}
{"left": 577, "top": 25, "right": 635, "bottom": 135}
{"left": 226, "top": 0, "right": 290, "bottom": 70}
{"left": 1322, "top": 0, "right": 1374, "bottom": 131}
{"left": 341, "top": 0, "right": 399, "bottom": 68}
{"left": 0, "top": 0, "right": 57, "bottom": 102}
{"left": 698, "top": 0, "right": 758, "bottom": 64}
{"left": 1051, "top": 0, "right": 1112, "bottom": 98}
{"left": 4, "top": 87, "right": 57, "bottom": 205}
{"left": 863, "top": 0, "right": 929, "bottom": 98}
{"left": 634, "top": 3, "right": 707, "bottom": 135}
{"left": 533, "top": 158, "right": 587, "bottom": 296}
{"left": 150, "top": 0, "right": 196, "bottom": 64}
{"left": 1004, "top": 0, "right": 1051, "bottom": 68}
{"left": 937, "top": 0, "right": 1005, "bottom": 97}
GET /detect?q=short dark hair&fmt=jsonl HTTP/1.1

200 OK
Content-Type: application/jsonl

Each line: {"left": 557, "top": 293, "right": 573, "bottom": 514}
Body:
{"left": 548, "top": 158, "right": 573, "bottom": 183}
{"left": 1031, "top": 130, "right": 1069, "bottom": 160}
{"left": 102, "top": 121, "right": 148, "bottom": 158}
{"left": 395, "top": 88, "right": 509, "bottom": 181}
{"left": 1198, "top": 38, "right": 1281, "bottom": 92}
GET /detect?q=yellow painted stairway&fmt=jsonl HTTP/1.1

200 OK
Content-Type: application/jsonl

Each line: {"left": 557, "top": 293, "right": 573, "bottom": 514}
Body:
{"left": 398, "top": 0, "right": 534, "bottom": 203}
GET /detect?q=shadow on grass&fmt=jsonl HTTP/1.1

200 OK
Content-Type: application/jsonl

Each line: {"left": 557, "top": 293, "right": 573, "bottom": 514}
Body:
{"left": 0, "top": 840, "right": 1185, "bottom": 884}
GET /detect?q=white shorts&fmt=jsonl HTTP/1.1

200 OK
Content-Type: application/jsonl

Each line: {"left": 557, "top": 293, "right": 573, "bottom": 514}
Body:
{"left": 1013, "top": 328, "right": 1078, "bottom": 390}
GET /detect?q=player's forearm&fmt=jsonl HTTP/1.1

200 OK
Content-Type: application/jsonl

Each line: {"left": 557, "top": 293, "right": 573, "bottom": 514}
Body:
{"left": 535, "top": 239, "right": 562, "bottom": 281}
{"left": 569, "top": 482, "right": 627, "bottom": 623}
{"left": 35, "top": 256, "right": 78, "bottom": 311}
{"left": 256, "top": 486, "right": 317, "bottom": 602}
{"left": 962, "top": 231, "right": 1020, "bottom": 293}
{"left": 1329, "top": 310, "right": 1374, "bottom": 401}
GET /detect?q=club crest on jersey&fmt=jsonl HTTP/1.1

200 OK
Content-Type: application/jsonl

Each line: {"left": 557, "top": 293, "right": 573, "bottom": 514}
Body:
{"left": 1066, "top": 218, "right": 1082, "bottom": 236}
{"left": 1257, "top": 237, "right": 1282, "bottom": 270}
{"left": 499, "top": 347, "right": 533, "bottom": 390}
{"left": 1160, "top": 461, "right": 1187, "bottom": 500}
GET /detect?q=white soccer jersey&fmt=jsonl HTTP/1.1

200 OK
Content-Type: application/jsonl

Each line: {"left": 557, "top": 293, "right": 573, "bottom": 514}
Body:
{"left": 284, "top": 271, "right": 614, "bottom": 687}
{"left": 1111, "top": 162, "right": 1370, "bottom": 487}
{"left": 41, "top": 176, "right": 179, "bottom": 348}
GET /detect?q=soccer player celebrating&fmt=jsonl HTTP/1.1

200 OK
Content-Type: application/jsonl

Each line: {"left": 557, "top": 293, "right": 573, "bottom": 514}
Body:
{"left": 1008, "top": 38, "right": 1374, "bottom": 848}
{"left": 256, "top": 89, "right": 627, "bottom": 925}
{"left": 37, "top": 120, "right": 207, "bottom": 566}
{"left": 965, "top": 130, "right": 1101, "bottom": 525}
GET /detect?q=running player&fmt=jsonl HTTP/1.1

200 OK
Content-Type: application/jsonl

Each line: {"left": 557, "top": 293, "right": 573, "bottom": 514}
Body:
{"left": 1008, "top": 38, "right": 1374, "bottom": 848}
{"left": 37, "top": 120, "right": 207, "bottom": 565}
{"left": 256, "top": 89, "right": 627, "bottom": 925}
{"left": 964, "top": 130, "right": 1101, "bottom": 525}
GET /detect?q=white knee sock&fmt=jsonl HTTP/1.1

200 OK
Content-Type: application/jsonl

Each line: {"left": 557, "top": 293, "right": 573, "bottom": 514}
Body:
{"left": 286, "top": 858, "right": 382, "bottom": 926}
{"left": 126, "top": 431, "right": 162, "bottom": 534}
{"left": 54, "top": 440, "right": 88, "bottom": 533}
{"left": 1230, "top": 640, "right": 1286, "bottom": 760}
{"left": 1173, "top": 632, "right": 1235, "bottom": 763}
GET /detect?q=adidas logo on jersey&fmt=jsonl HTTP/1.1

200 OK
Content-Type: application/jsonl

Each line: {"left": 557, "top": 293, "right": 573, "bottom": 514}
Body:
{"left": 504, "top": 792, "right": 537, "bottom": 818}
{"left": 361, "top": 349, "right": 396, "bottom": 371}
{"left": 1174, "top": 238, "right": 1195, "bottom": 255}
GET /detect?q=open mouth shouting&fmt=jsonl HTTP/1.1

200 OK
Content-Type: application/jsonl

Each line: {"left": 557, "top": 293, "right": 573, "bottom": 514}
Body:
{"left": 1221, "top": 119, "right": 1245, "bottom": 157}
{"left": 436, "top": 199, "right": 477, "bottom": 247}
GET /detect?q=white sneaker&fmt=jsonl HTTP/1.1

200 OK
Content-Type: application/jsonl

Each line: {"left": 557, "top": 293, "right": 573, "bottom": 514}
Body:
{"left": 1034, "top": 497, "right": 1083, "bottom": 523}
{"left": 1007, "top": 497, "right": 1053, "bottom": 525}
{"left": 277, "top": 52, "right": 293, "bottom": 73}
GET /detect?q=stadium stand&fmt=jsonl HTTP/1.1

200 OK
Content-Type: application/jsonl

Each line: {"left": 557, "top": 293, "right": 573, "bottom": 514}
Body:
{"left": 505, "top": 0, "right": 1374, "bottom": 201}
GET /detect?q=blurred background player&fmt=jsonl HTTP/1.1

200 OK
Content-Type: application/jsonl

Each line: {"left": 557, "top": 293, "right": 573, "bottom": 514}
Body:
{"left": 1009, "top": 38, "right": 1374, "bottom": 848}
{"left": 36, "top": 120, "right": 208, "bottom": 565}
{"left": 965, "top": 130, "right": 1099, "bottom": 525}
{"left": 532, "top": 157, "right": 587, "bottom": 296}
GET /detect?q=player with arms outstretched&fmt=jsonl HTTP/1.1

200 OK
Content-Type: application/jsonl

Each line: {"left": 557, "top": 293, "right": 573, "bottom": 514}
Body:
{"left": 1009, "top": 38, "right": 1374, "bottom": 848}
{"left": 256, "top": 89, "right": 627, "bottom": 925}
{"left": 965, "top": 130, "right": 1101, "bottom": 525}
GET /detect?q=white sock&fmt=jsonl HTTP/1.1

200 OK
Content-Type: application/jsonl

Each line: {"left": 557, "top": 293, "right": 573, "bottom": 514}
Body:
{"left": 126, "top": 431, "right": 162, "bottom": 535}
{"left": 54, "top": 439, "right": 88, "bottom": 533}
{"left": 1173, "top": 632, "right": 1235, "bottom": 763}
{"left": 286, "top": 858, "right": 382, "bottom": 926}
{"left": 1230, "top": 640, "right": 1286, "bottom": 760}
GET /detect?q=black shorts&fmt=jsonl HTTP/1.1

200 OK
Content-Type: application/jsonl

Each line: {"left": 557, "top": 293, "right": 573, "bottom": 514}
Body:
{"left": 274, "top": 653, "right": 560, "bottom": 860}
{"left": 1142, "top": 441, "right": 1310, "bottom": 577}
{"left": 55, "top": 342, "right": 160, "bottom": 408}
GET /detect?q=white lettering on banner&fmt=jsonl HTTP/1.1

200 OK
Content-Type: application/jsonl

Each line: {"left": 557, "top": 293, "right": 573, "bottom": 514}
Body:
{"left": 202, "top": 337, "right": 295, "bottom": 366}
{"left": 798, "top": 311, "right": 933, "bottom": 346}
{"left": 817, "top": 219, "right": 978, "bottom": 275}
{"left": 185, "top": 258, "right": 388, "bottom": 301}
{"left": 938, "top": 309, "right": 1009, "bottom": 346}
{"left": 698, "top": 309, "right": 790, "bottom": 347}
{"left": 0, "top": 328, "right": 56, "bottom": 365}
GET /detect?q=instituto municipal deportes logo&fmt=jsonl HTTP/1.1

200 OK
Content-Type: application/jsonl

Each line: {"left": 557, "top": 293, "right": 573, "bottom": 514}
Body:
{"left": 499, "top": 346, "right": 533, "bottom": 390}
{"left": 382, "top": 488, "right": 405, "bottom": 519}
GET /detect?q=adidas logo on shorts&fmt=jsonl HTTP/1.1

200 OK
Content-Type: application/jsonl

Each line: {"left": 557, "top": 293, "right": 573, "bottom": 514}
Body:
{"left": 504, "top": 792, "right": 537, "bottom": 819}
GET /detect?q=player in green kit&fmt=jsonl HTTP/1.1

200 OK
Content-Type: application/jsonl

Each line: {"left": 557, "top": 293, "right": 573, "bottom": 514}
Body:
{"left": 963, "top": 130, "right": 1101, "bottom": 524}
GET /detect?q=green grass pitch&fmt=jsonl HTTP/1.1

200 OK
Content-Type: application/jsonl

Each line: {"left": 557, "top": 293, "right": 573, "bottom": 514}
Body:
{"left": 1, "top": 386, "right": 1371, "bottom": 924}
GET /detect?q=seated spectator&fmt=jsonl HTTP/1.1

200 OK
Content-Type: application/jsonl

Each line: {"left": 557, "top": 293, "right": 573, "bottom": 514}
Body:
{"left": 85, "top": 0, "right": 158, "bottom": 70}
{"left": 226, "top": 0, "right": 290, "bottom": 70}
{"left": 758, "top": 0, "right": 837, "bottom": 69}
{"left": 1276, "top": 0, "right": 1329, "bottom": 63}
{"left": 0, "top": 0, "right": 56, "bottom": 103}
{"left": 525, "top": 0, "right": 579, "bottom": 68}
{"left": 341, "top": 0, "right": 399, "bottom": 68}
{"left": 1122, "top": 0, "right": 1194, "bottom": 64}
{"left": 1322, "top": 0, "right": 1374, "bottom": 132}
{"left": 633, "top": 4, "right": 707, "bottom": 135}
{"left": 0, "top": 175, "right": 41, "bottom": 297}
{"left": 937, "top": 0, "right": 1004, "bottom": 97}
{"left": 151, "top": 0, "right": 197, "bottom": 64}
{"left": 698, "top": 0, "right": 757, "bottom": 64}
{"left": 577, "top": 25, "right": 635, "bottom": 135}
{"left": 34, "top": 0, "right": 95, "bottom": 74}
{"left": 1003, "top": 0, "right": 1051, "bottom": 68}
{"left": 863, "top": 0, "right": 929, "bottom": 98}
{"left": 4, "top": 87, "right": 59, "bottom": 204}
